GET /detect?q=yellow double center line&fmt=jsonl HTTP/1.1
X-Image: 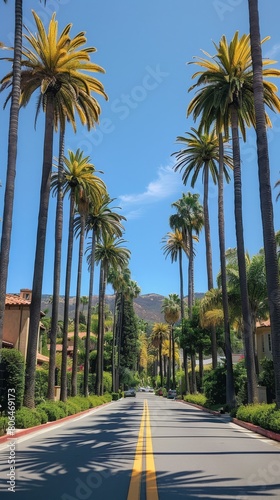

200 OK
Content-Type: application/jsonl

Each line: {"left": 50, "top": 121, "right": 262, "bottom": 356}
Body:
{"left": 127, "top": 399, "right": 158, "bottom": 500}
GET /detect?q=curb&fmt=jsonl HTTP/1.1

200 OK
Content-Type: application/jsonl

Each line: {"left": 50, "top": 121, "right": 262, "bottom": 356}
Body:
{"left": 179, "top": 399, "right": 280, "bottom": 443}
{"left": 232, "top": 417, "right": 280, "bottom": 443}
{"left": 0, "top": 402, "right": 112, "bottom": 445}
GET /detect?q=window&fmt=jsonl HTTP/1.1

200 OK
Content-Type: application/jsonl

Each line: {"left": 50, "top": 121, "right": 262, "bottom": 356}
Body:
{"left": 268, "top": 333, "right": 272, "bottom": 352}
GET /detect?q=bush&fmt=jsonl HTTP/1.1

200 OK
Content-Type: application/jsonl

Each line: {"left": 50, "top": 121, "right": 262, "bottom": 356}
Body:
{"left": 268, "top": 411, "right": 280, "bottom": 433}
{"left": 0, "top": 416, "right": 8, "bottom": 436}
{"left": 112, "top": 393, "right": 119, "bottom": 401}
{"left": 184, "top": 393, "right": 207, "bottom": 407}
{"left": 35, "top": 369, "right": 49, "bottom": 403}
{"left": 0, "top": 348, "right": 25, "bottom": 412}
{"left": 236, "top": 403, "right": 278, "bottom": 431}
{"left": 34, "top": 407, "right": 48, "bottom": 424}
{"left": 103, "top": 372, "right": 112, "bottom": 393}
{"left": 15, "top": 407, "right": 42, "bottom": 429}
{"left": 68, "top": 396, "right": 90, "bottom": 411}
{"left": 203, "top": 365, "right": 226, "bottom": 405}
{"left": 37, "top": 401, "right": 66, "bottom": 421}
{"left": 258, "top": 358, "right": 275, "bottom": 403}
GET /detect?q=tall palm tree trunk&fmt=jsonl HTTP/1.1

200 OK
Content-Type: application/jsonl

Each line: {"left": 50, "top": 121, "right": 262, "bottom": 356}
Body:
{"left": 172, "top": 326, "right": 176, "bottom": 389}
{"left": 60, "top": 193, "right": 75, "bottom": 402}
{"left": 167, "top": 327, "right": 172, "bottom": 389}
{"left": 96, "top": 263, "right": 105, "bottom": 396}
{"left": 218, "top": 133, "right": 236, "bottom": 406}
{"left": 203, "top": 167, "right": 217, "bottom": 369}
{"left": 84, "top": 231, "right": 97, "bottom": 397}
{"left": 231, "top": 107, "right": 258, "bottom": 404}
{"left": 47, "top": 127, "right": 64, "bottom": 400}
{"left": 71, "top": 214, "right": 86, "bottom": 396}
{"left": 159, "top": 333, "right": 163, "bottom": 388}
{"left": 0, "top": 0, "right": 22, "bottom": 346}
{"left": 24, "top": 95, "right": 55, "bottom": 408}
{"left": 248, "top": 0, "right": 280, "bottom": 408}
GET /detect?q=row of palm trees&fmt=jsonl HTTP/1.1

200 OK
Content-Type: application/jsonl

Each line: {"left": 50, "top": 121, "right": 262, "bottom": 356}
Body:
{"left": 0, "top": 8, "right": 137, "bottom": 407}
{"left": 161, "top": 18, "right": 280, "bottom": 407}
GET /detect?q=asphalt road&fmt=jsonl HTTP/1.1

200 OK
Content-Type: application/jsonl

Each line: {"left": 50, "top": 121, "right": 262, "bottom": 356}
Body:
{"left": 0, "top": 392, "right": 280, "bottom": 499}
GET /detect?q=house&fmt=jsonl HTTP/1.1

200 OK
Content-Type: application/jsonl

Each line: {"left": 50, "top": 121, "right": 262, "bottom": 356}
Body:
{"left": 256, "top": 319, "right": 273, "bottom": 372}
{"left": 2, "top": 288, "right": 47, "bottom": 365}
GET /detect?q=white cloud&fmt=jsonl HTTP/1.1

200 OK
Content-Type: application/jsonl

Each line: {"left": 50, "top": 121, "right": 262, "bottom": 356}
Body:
{"left": 264, "top": 43, "right": 280, "bottom": 60}
{"left": 119, "top": 164, "right": 182, "bottom": 207}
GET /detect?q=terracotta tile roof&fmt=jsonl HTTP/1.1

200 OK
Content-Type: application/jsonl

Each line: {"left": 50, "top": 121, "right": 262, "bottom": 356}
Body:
{"left": 37, "top": 353, "right": 49, "bottom": 363}
{"left": 5, "top": 294, "right": 31, "bottom": 306}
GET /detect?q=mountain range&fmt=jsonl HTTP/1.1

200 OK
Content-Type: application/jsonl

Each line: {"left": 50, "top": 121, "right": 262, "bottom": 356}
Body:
{"left": 41, "top": 293, "right": 205, "bottom": 324}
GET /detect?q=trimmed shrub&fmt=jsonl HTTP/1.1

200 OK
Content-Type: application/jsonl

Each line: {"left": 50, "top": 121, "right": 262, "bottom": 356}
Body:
{"left": 0, "top": 348, "right": 25, "bottom": 412}
{"left": 184, "top": 393, "right": 207, "bottom": 407}
{"left": 203, "top": 365, "right": 226, "bottom": 405}
{"left": 37, "top": 401, "right": 66, "bottom": 421}
{"left": 268, "top": 411, "right": 280, "bottom": 433}
{"left": 103, "top": 372, "right": 112, "bottom": 393}
{"left": 34, "top": 407, "right": 48, "bottom": 424}
{"left": 65, "top": 400, "right": 81, "bottom": 415}
{"left": 68, "top": 396, "right": 90, "bottom": 411}
{"left": 236, "top": 403, "right": 278, "bottom": 431}
{"left": 15, "top": 407, "right": 42, "bottom": 429}
{"left": 112, "top": 393, "right": 119, "bottom": 401}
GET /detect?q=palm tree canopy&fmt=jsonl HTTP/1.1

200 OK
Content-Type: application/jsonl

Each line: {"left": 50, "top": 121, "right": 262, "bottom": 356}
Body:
{"left": 172, "top": 127, "right": 233, "bottom": 186}
{"left": 162, "top": 293, "right": 181, "bottom": 325}
{"left": 162, "top": 229, "right": 188, "bottom": 262}
{"left": 171, "top": 192, "right": 204, "bottom": 237}
{"left": 52, "top": 148, "right": 106, "bottom": 211}
{"left": 187, "top": 31, "right": 280, "bottom": 139}
{"left": 1, "top": 11, "right": 108, "bottom": 130}
{"left": 93, "top": 235, "right": 131, "bottom": 273}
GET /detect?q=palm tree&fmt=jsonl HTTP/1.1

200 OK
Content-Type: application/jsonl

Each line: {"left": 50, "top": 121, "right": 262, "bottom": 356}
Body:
{"left": 248, "top": 0, "right": 280, "bottom": 408}
{"left": 162, "top": 230, "right": 187, "bottom": 321}
{"left": 218, "top": 135, "right": 236, "bottom": 406}
{"left": 0, "top": 11, "right": 108, "bottom": 407}
{"left": 83, "top": 197, "right": 125, "bottom": 396}
{"left": 170, "top": 193, "right": 204, "bottom": 315}
{"left": 162, "top": 294, "right": 181, "bottom": 390}
{"left": 187, "top": 32, "right": 280, "bottom": 403}
{"left": 94, "top": 235, "right": 130, "bottom": 395}
{"left": 108, "top": 266, "right": 131, "bottom": 392}
{"left": 172, "top": 128, "right": 233, "bottom": 369}
{"left": 0, "top": 0, "right": 22, "bottom": 348}
{"left": 151, "top": 323, "right": 170, "bottom": 387}
{"left": 52, "top": 149, "right": 106, "bottom": 401}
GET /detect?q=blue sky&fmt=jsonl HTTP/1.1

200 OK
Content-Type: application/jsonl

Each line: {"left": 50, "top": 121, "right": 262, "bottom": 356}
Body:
{"left": 1, "top": 0, "right": 280, "bottom": 299}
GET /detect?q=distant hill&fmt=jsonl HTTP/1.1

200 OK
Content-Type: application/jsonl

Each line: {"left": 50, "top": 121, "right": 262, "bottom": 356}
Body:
{"left": 41, "top": 292, "right": 205, "bottom": 324}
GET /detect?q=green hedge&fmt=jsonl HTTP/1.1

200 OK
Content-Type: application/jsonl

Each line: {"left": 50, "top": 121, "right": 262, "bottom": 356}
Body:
{"left": 37, "top": 401, "right": 66, "bottom": 421}
{"left": 184, "top": 393, "right": 207, "bottom": 407}
{"left": 236, "top": 404, "right": 280, "bottom": 433}
{"left": 15, "top": 407, "right": 44, "bottom": 429}
{"left": 0, "top": 348, "right": 25, "bottom": 412}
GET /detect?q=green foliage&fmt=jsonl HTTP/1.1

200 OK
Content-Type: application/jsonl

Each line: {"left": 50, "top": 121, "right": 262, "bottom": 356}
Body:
{"left": 0, "top": 416, "right": 8, "bottom": 436}
{"left": 120, "top": 299, "right": 139, "bottom": 371}
{"left": 181, "top": 304, "right": 211, "bottom": 356}
{"left": 68, "top": 396, "right": 90, "bottom": 411}
{"left": 236, "top": 403, "right": 280, "bottom": 432}
{"left": 103, "top": 371, "right": 112, "bottom": 393}
{"left": 258, "top": 357, "right": 275, "bottom": 403}
{"left": 120, "top": 367, "right": 139, "bottom": 389}
{"left": 35, "top": 369, "right": 49, "bottom": 404}
{"left": 112, "top": 392, "right": 119, "bottom": 400}
{"left": 0, "top": 348, "right": 25, "bottom": 412}
{"left": 15, "top": 407, "right": 42, "bottom": 428}
{"left": 203, "top": 364, "right": 226, "bottom": 405}
{"left": 184, "top": 393, "right": 207, "bottom": 406}
{"left": 37, "top": 401, "right": 66, "bottom": 421}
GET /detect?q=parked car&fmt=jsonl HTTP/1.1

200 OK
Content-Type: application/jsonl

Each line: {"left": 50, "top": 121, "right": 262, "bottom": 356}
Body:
{"left": 124, "top": 388, "right": 136, "bottom": 398}
{"left": 167, "top": 389, "right": 177, "bottom": 399}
